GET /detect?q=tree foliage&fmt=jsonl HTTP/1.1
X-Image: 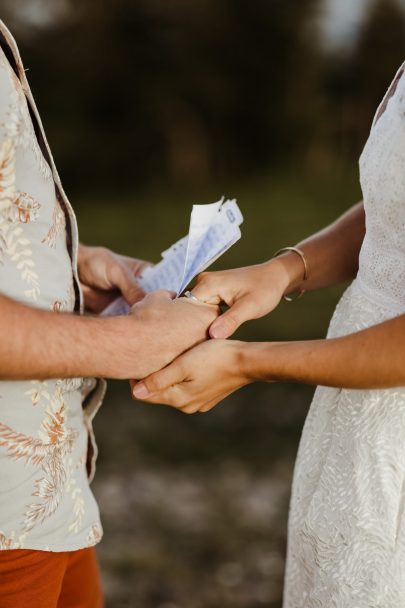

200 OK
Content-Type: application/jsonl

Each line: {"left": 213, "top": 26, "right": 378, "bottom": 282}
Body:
{"left": 4, "top": 0, "right": 405, "bottom": 194}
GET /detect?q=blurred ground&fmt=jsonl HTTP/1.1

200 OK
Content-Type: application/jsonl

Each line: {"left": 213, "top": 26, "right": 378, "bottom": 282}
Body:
{"left": 93, "top": 381, "right": 308, "bottom": 608}
{"left": 77, "top": 170, "right": 360, "bottom": 607}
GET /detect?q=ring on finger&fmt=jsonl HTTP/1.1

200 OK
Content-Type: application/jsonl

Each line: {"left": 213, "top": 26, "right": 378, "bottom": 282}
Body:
{"left": 183, "top": 290, "right": 202, "bottom": 303}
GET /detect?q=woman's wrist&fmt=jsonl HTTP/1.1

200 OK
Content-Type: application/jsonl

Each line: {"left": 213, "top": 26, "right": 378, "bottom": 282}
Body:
{"left": 237, "top": 340, "right": 293, "bottom": 384}
{"left": 235, "top": 341, "right": 268, "bottom": 383}
{"left": 263, "top": 251, "right": 307, "bottom": 297}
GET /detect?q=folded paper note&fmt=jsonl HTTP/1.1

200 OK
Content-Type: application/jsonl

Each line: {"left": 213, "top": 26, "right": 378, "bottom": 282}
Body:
{"left": 102, "top": 197, "right": 243, "bottom": 316}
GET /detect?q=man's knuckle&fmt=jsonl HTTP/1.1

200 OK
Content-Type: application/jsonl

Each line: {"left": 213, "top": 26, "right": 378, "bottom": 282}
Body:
{"left": 110, "top": 264, "right": 125, "bottom": 282}
{"left": 97, "top": 246, "right": 110, "bottom": 259}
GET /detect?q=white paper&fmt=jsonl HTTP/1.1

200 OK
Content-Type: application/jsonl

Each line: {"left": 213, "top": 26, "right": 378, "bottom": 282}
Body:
{"left": 101, "top": 197, "right": 243, "bottom": 316}
{"left": 179, "top": 198, "right": 242, "bottom": 292}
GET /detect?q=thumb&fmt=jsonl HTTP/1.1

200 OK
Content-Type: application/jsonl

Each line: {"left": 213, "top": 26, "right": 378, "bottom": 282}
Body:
{"left": 113, "top": 265, "right": 145, "bottom": 305}
{"left": 132, "top": 361, "right": 185, "bottom": 400}
{"left": 209, "top": 296, "right": 257, "bottom": 339}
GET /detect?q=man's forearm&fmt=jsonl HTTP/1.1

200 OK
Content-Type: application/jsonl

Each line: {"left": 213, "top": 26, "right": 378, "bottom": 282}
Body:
{"left": 0, "top": 294, "right": 130, "bottom": 380}
{"left": 0, "top": 292, "right": 218, "bottom": 382}
{"left": 273, "top": 201, "right": 366, "bottom": 295}
{"left": 243, "top": 311, "right": 405, "bottom": 389}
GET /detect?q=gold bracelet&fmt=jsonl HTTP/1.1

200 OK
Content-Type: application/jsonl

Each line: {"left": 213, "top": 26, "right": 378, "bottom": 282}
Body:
{"left": 272, "top": 246, "right": 309, "bottom": 302}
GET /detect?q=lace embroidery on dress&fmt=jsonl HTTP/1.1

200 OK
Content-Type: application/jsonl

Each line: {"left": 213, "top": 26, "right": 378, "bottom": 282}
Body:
{"left": 283, "top": 62, "right": 405, "bottom": 607}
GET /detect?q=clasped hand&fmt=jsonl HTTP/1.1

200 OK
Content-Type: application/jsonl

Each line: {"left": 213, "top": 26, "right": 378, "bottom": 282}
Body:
{"left": 77, "top": 243, "right": 220, "bottom": 381}
{"left": 132, "top": 258, "right": 292, "bottom": 412}
{"left": 79, "top": 245, "right": 291, "bottom": 411}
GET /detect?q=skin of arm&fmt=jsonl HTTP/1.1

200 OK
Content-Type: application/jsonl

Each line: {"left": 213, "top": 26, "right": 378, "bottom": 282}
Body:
{"left": 192, "top": 201, "right": 366, "bottom": 338}
{"left": 0, "top": 290, "right": 218, "bottom": 381}
{"left": 130, "top": 200, "right": 402, "bottom": 410}
{"left": 131, "top": 311, "right": 405, "bottom": 413}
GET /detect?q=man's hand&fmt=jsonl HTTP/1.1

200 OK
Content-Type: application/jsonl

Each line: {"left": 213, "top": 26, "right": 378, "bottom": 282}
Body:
{"left": 118, "top": 290, "right": 219, "bottom": 380}
{"left": 0, "top": 290, "right": 219, "bottom": 381}
{"left": 131, "top": 339, "right": 250, "bottom": 412}
{"left": 78, "top": 244, "right": 150, "bottom": 313}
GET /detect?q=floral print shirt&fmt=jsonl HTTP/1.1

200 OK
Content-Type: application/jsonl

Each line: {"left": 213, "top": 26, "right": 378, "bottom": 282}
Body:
{"left": 0, "top": 20, "right": 105, "bottom": 552}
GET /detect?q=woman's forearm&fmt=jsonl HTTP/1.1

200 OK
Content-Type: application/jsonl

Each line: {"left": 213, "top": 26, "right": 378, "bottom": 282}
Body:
{"left": 274, "top": 201, "right": 366, "bottom": 296}
{"left": 242, "top": 311, "right": 405, "bottom": 389}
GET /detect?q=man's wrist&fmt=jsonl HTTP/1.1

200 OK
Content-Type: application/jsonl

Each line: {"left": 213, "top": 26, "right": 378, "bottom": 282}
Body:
{"left": 88, "top": 314, "right": 144, "bottom": 379}
{"left": 60, "top": 313, "right": 135, "bottom": 380}
{"left": 64, "top": 313, "right": 120, "bottom": 379}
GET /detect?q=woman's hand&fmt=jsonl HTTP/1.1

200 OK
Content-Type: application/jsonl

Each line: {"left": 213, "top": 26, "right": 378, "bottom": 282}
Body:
{"left": 78, "top": 244, "right": 150, "bottom": 313}
{"left": 191, "top": 202, "right": 367, "bottom": 339}
{"left": 125, "top": 291, "right": 219, "bottom": 379}
{"left": 131, "top": 339, "right": 251, "bottom": 413}
{"left": 131, "top": 307, "right": 405, "bottom": 398}
{"left": 191, "top": 255, "right": 304, "bottom": 339}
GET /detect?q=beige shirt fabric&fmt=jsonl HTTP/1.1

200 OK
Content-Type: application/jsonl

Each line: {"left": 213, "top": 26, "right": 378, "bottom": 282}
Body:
{"left": 0, "top": 20, "right": 106, "bottom": 552}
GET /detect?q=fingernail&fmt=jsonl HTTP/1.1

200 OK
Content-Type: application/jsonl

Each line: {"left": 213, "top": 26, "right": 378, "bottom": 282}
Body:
{"left": 210, "top": 325, "right": 227, "bottom": 339}
{"left": 132, "top": 383, "right": 150, "bottom": 399}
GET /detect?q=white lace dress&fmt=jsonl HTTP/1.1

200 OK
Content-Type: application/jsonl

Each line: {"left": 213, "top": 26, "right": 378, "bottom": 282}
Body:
{"left": 283, "top": 63, "right": 405, "bottom": 607}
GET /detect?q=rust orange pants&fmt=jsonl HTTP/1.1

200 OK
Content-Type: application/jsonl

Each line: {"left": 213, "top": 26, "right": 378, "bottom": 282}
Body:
{"left": 0, "top": 547, "right": 103, "bottom": 607}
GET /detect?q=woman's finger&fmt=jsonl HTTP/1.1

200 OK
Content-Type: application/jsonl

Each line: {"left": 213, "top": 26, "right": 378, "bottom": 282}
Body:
{"left": 132, "top": 360, "right": 187, "bottom": 400}
{"left": 209, "top": 295, "right": 257, "bottom": 338}
{"left": 133, "top": 386, "right": 178, "bottom": 406}
{"left": 192, "top": 274, "right": 222, "bottom": 304}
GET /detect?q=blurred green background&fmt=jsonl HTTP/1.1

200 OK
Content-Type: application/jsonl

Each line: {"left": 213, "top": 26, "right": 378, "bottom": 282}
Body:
{"left": 3, "top": 0, "right": 405, "bottom": 605}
